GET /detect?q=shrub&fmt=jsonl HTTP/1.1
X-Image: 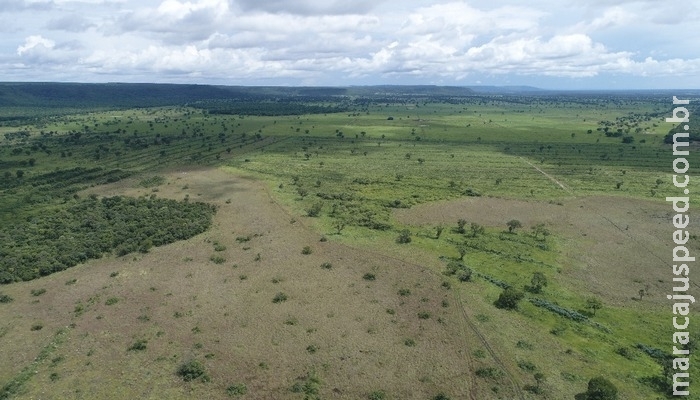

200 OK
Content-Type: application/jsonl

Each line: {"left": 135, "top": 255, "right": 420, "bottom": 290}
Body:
{"left": 404, "top": 338, "right": 416, "bottom": 347}
{"left": 396, "top": 229, "right": 412, "bottom": 244}
{"left": 235, "top": 235, "right": 251, "bottom": 243}
{"left": 273, "top": 292, "right": 288, "bottom": 303}
{"left": 368, "top": 390, "right": 387, "bottom": 400}
{"left": 475, "top": 367, "right": 504, "bottom": 379}
{"left": 105, "top": 297, "right": 119, "bottom": 306}
{"left": 517, "top": 360, "right": 537, "bottom": 372}
{"left": 320, "top": 262, "right": 332, "bottom": 269}
{"left": 210, "top": 255, "right": 226, "bottom": 264}
{"left": 306, "top": 344, "right": 319, "bottom": 354}
{"left": 31, "top": 288, "right": 46, "bottom": 296}
{"left": 494, "top": 287, "right": 524, "bottom": 310}
{"left": 363, "top": 273, "right": 376, "bottom": 281}
{"left": 226, "top": 383, "right": 247, "bottom": 396}
{"left": 30, "top": 323, "right": 44, "bottom": 331}
{"left": 306, "top": 202, "right": 322, "bottom": 217}
{"left": 128, "top": 339, "right": 148, "bottom": 351}
{"left": 397, "top": 288, "right": 411, "bottom": 296}
{"left": 0, "top": 293, "right": 13, "bottom": 303}
{"left": 213, "top": 243, "right": 227, "bottom": 252}
{"left": 457, "top": 268, "right": 472, "bottom": 282}
{"left": 177, "top": 359, "right": 210, "bottom": 382}
{"left": 418, "top": 311, "right": 431, "bottom": 319}
{"left": 583, "top": 376, "right": 618, "bottom": 399}
{"left": 301, "top": 246, "right": 312, "bottom": 255}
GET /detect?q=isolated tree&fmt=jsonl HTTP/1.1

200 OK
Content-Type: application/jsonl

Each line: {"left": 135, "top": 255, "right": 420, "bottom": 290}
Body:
{"left": 529, "top": 272, "right": 547, "bottom": 294}
{"left": 586, "top": 297, "right": 603, "bottom": 316}
{"left": 506, "top": 219, "right": 522, "bottom": 233}
{"left": 494, "top": 287, "right": 524, "bottom": 310}
{"left": 396, "top": 229, "right": 412, "bottom": 244}
{"left": 583, "top": 376, "right": 618, "bottom": 400}
{"left": 333, "top": 219, "right": 346, "bottom": 235}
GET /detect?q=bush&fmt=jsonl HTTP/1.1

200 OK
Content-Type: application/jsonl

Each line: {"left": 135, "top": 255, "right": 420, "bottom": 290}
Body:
{"left": 0, "top": 293, "right": 13, "bottom": 303}
{"left": 177, "top": 360, "right": 210, "bottom": 382}
{"left": 226, "top": 383, "right": 247, "bottom": 396}
{"left": 31, "top": 288, "right": 46, "bottom": 296}
{"left": 105, "top": 297, "right": 119, "bottom": 306}
{"left": 320, "top": 262, "right": 332, "bottom": 269}
{"left": 494, "top": 287, "right": 524, "bottom": 310}
{"left": 363, "top": 273, "right": 376, "bottom": 281}
{"left": 30, "top": 323, "right": 44, "bottom": 331}
{"left": 301, "top": 246, "right": 312, "bottom": 255}
{"left": 272, "top": 292, "right": 288, "bottom": 303}
{"left": 210, "top": 255, "right": 226, "bottom": 264}
{"left": 306, "top": 202, "right": 322, "bottom": 217}
{"left": 457, "top": 268, "right": 472, "bottom": 282}
{"left": 396, "top": 229, "right": 412, "bottom": 244}
{"left": 368, "top": 390, "right": 387, "bottom": 400}
{"left": 127, "top": 339, "right": 148, "bottom": 351}
{"left": 583, "top": 376, "right": 618, "bottom": 399}
{"left": 475, "top": 367, "right": 504, "bottom": 379}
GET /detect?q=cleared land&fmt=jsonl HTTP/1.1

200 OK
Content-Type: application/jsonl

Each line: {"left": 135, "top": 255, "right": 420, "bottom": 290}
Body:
{"left": 1, "top": 86, "right": 700, "bottom": 399}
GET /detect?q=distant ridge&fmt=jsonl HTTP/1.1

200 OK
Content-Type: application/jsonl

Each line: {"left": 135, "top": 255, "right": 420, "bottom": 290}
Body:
{"left": 466, "top": 85, "right": 544, "bottom": 93}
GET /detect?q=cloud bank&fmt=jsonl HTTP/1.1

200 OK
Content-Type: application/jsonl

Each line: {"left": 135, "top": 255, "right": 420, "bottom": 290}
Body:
{"left": 0, "top": 0, "right": 698, "bottom": 88}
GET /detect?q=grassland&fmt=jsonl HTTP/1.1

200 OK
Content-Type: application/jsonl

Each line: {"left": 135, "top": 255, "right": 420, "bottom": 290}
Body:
{"left": 0, "top": 85, "right": 699, "bottom": 399}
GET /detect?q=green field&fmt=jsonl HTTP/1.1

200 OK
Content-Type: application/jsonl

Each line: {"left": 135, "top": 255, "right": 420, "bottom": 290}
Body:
{"left": 1, "top": 84, "right": 699, "bottom": 399}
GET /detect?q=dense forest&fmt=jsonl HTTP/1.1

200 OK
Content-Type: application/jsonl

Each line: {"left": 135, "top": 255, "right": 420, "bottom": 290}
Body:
{"left": 0, "top": 195, "right": 215, "bottom": 283}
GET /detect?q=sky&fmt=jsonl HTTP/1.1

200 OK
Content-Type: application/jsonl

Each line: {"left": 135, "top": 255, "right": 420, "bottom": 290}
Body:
{"left": 1, "top": 0, "right": 699, "bottom": 89}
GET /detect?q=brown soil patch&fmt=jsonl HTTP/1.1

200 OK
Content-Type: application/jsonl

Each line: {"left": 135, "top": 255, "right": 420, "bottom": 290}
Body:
{"left": 394, "top": 195, "right": 700, "bottom": 307}
{"left": 0, "top": 167, "right": 510, "bottom": 399}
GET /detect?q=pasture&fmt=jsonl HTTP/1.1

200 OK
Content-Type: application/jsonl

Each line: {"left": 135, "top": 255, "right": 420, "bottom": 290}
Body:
{"left": 0, "top": 85, "right": 699, "bottom": 399}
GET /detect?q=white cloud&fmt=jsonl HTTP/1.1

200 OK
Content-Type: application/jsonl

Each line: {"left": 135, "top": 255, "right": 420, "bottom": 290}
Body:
{"left": 0, "top": 0, "right": 698, "bottom": 87}
{"left": 17, "top": 35, "right": 55, "bottom": 56}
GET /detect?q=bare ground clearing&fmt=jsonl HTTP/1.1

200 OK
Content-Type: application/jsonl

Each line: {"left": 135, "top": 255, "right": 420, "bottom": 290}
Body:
{"left": 394, "top": 195, "right": 700, "bottom": 307}
{"left": 0, "top": 167, "right": 512, "bottom": 399}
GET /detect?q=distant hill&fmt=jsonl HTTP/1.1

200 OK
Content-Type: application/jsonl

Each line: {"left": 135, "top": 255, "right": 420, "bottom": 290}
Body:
{"left": 0, "top": 82, "right": 240, "bottom": 109}
{"left": 466, "top": 85, "right": 544, "bottom": 93}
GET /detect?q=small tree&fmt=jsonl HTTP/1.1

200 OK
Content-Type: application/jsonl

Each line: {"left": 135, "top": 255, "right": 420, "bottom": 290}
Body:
{"left": 506, "top": 219, "right": 522, "bottom": 233}
{"left": 177, "top": 360, "right": 210, "bottom": 382}
{"left": 333, "top": 219, "right": 346, "bottom": 235}
{"left": 396, "top": 229, "right": 412, "bottom": 244}
{"left": 494, "top": 287, "right": 524, "bottom": 310}
{"left": 583, "top": 376, "right": 618, "bottom": 399}
{"left": 586, "top": 297, "right": 603, "bottom": 316}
